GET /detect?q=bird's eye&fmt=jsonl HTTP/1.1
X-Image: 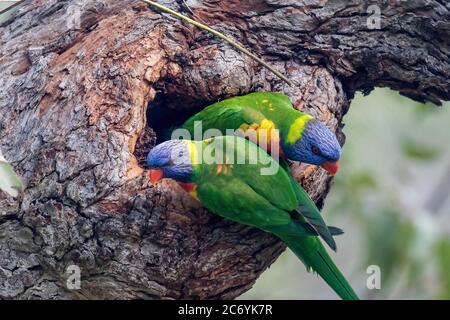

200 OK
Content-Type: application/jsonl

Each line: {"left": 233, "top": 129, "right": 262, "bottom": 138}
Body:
{"left": 178, "top": 151, "right": 184, "bottom": 157}
{"left": 312, "top": 146, "right": 320, "bottom": 155}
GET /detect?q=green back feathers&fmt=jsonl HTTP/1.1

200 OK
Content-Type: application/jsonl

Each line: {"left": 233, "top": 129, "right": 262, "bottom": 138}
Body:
{"left": 182, "top": 92, "right": 313, "bottom": 147}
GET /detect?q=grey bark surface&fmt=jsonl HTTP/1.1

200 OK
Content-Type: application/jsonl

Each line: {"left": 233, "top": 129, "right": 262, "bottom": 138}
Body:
{"left": 0, "top": 0, "right": 448, "bottom": 299}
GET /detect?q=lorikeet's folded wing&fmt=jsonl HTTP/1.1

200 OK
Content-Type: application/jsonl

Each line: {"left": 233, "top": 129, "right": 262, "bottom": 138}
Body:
{"left": 289, "top": 175, "right": 338, "bottom": 251}
{"left": 182, "top": 92, "right": 297, "bottom": 134}
{"left": 195, "top": 136, "right": 315, "bottom": 234}
{"left": 196, "top": 137, "right": 336, "bottom": 234}
{"left": 210, "top": 136, "right": 299, "bottom": 210}
{"left": 196, "top": 176, "right": 316, "bottom": 236}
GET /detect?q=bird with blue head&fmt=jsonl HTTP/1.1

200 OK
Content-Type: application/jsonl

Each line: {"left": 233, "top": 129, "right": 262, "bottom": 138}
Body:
{"left": 147, "top": 139, "right": 194, "bottom": 185}
{"left": 282, "top": 119, "right": 341, "bottom": 175}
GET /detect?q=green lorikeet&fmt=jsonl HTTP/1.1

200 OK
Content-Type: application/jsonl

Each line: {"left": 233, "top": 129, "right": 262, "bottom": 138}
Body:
{"left": 147, "top": 136, "right": 358, "bottom": 300}
{"left": 181, "top": 92, "right": 341, "bottom": 176}
{"left": 179, "top": 92, "right": 341, "bottom": 250}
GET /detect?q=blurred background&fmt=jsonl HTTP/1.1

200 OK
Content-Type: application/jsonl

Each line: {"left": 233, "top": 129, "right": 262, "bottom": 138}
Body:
{"left": 1, "top": 1, "right": 29, "bottom": 26}
{"left": 0, "top": 1, "right": 20, "bottom": 20}
{"left": 241, "top": 88, "right": 450, "bottom": 299}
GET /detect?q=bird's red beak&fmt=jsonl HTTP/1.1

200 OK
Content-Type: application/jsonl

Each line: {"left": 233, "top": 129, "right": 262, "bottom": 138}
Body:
{"left": 148, "top": 169, "right": 164, "bottom": 184}
{"left": 321, "top": 161, "right": 339, "bottom": 176}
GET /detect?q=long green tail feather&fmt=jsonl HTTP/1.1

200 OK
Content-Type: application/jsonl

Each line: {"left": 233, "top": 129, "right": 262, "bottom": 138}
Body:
{"left": 276, "top": 233, "right": 359, "bottom": 300}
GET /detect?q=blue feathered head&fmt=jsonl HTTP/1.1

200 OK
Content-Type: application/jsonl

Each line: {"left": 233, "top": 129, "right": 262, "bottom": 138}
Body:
{"left": 283, "top": 120, "right": 341, "bottom": 175}
{"left": 146, "top": 140, "right": 193, "bottom": 183}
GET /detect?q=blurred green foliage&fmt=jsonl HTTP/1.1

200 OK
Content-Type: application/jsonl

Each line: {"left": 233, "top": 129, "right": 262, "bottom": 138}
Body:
{"left": 401, "top": 140, "right": 440, "bottom": 161}
{"left": 434, "top": 239, "right": 450, "bottom": 299}
{"left": 364, "top": 210, "right": 416, "bottom": 287}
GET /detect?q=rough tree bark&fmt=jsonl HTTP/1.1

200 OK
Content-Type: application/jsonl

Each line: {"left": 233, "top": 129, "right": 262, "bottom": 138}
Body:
{"left": 0, "top": 0, "right": 448, "bottom": 299}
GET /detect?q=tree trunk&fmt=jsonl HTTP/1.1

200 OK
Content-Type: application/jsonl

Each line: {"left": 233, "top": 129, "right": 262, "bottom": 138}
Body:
{"left": 0, "top": 0, "right": 448, "bottom": 299}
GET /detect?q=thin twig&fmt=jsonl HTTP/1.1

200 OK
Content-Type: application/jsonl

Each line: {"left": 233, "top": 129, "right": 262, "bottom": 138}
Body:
{"left": 0, "top": 0, "right": 25, "bottom": 15}
{"left": 141, "top": 0, "right": 293, "bottom": 87}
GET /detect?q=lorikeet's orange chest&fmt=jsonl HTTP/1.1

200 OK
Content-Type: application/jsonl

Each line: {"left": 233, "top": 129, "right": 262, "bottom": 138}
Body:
{"left": 178, "top": 182, "right": 198, "bottom": 200}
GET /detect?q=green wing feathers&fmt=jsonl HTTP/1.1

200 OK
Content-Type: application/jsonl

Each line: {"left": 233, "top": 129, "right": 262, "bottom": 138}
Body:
{"left": 0, "top": 153, "right": 23, "bottom": 197}
{"left": 183, "top": 105, "right": 247, "bottom": 136}
{"left": 196, "top": 176, "right": 293, "bottom": 229}
{"left": 281, "top": 159, "right": 339, "bottom": 251}
{"left": 290, "top": 176, "right": 338, "bottom": 251}
{"left": 182, "top": 92, "right": 297, "bottom": 138}
{"left": 194, "top": 137, "right": 298, "bottom": 229}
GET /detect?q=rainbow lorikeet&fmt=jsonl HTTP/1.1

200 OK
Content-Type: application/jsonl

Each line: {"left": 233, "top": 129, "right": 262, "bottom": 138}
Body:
{"left": 181, "top": 92, "right": 341, "bottom": 176}
{"left": 180, "top": 92, "right": 341, "bottom": 249}
{"left": 147, "top": 136, "right": 358, "bottom": 300}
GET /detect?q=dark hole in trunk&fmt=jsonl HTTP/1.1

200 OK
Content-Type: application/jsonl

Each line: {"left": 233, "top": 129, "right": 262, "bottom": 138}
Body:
{"left": 147, "top": 93, "right": 206, "bottom": 144}
{"left": 134, "top": 92, "right": 210, "bottom": 168}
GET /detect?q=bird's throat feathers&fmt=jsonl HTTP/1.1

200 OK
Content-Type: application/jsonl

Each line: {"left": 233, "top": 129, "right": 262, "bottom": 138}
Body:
{"left": 187, "top": 140, "right": 199, "bottom": 165}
